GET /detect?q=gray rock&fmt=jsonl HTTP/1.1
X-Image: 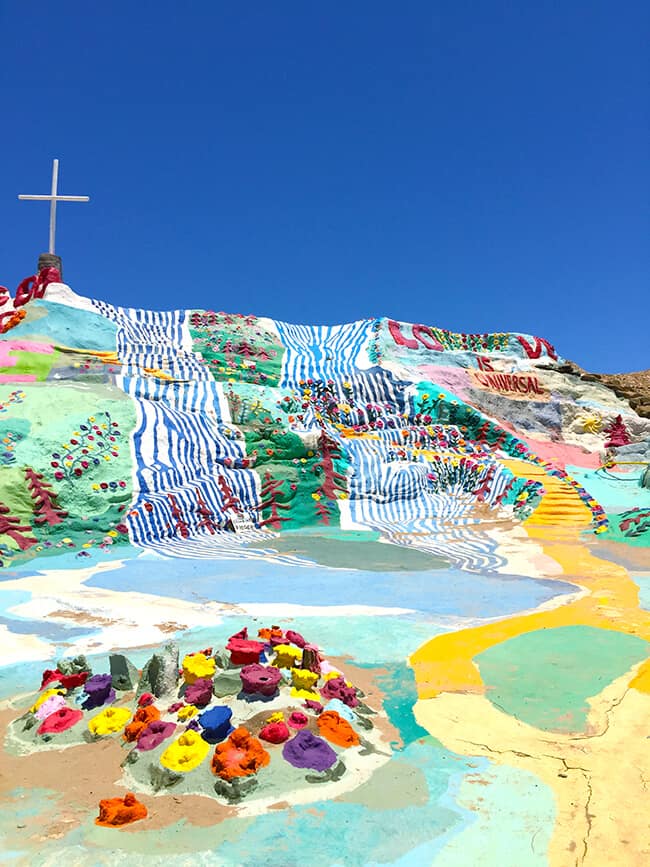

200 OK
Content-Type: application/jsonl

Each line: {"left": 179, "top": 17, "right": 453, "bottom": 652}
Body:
{"left": 137, "top": 642, "right": 179, "bottom": 698}
{"left": 110, "top": 653, "right": 140, "bottom": 691}
{"left": 213, "top": 669, "right": 242, "bottom": 698}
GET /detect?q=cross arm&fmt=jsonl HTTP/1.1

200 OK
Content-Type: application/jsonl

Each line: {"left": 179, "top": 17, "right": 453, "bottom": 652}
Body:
{"left": 18, "top": 195, "right": 90, "bottom": 201}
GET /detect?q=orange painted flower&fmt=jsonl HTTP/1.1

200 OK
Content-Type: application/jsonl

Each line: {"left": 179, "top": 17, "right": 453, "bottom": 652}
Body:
{"left": 211, "top": 726, "right": 270, "bottom": 780}
{"left": 123, "top": 705, "right": 160, "bottom": 742}
{"left": 316, "top": 710, "right": 360, "bottom": 748}
{"left": 95, "top": 792, "right": 147, "bottom": 827}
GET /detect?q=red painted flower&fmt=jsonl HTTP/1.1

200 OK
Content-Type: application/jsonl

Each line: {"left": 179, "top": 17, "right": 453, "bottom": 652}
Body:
{"left": 37, "top": 707, "right": 83, "bottom": 734}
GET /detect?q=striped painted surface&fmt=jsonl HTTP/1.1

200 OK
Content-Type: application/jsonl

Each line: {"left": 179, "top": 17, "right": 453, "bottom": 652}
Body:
{"left": 90, "top": 303, "right": 263, "bottom": 558}
{"left": 86, "top": 300, "right": 527, "bottom": 567}
{"left": 344, "top": 431, "right": 507, "bottom": 570}
{"left": 275, "top": 319, "right": 374, "bottom": 386}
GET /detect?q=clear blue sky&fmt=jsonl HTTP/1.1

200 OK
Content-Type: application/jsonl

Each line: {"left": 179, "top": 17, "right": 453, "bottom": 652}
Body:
{"left": 1, "top": 2, "right": 647, "bottom": 372}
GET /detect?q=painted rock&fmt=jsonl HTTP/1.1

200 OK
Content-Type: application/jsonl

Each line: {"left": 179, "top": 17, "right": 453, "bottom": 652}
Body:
{"left": 227, "top": 629, "right": 264, "bottom": 665}
{"left": 272, "top": 644, "right": 302, "bottom": 669}
{"left": 81, "top": 674, "right": 116, "bottom": 710}
{"left": 320, "top": 676, "right": 358, "bottom": 708}
{"left": 88, "top": 706, "right": 132, "bottom": 736}
{"left": 258, "top": 720, "right": 291, "bottom": 744}
{"left": 40, "top": 668, "right": 89, "bottom": 691}
{"left": 161, "top": 729, "right": 210, "bottom": 772}
{"left": 240, "top": 663, "right": 282, "bottom": 697}
{"left": 199, "top": 706, "right": 234, "bottom": 743}
{"left": 323, "top": 698, "right": 355, "bottom": 722}
{"left": 290, "top": 668, "right": 318, "bottom": 691}
{"left": 137, "top": 720, "right": 176, "bottom": 751}
{"left": 37, "top": 707, "right": 83, "bottom": 735}
{"left": 178, "top": 704, "right": 197, "bottom": 721}
{"left": 30, "top": 688, "right": 65, "bottom": 714}
{"left": 95, "top": 792, "right": 147, "bottom": 827}
{"left": 184, "top": 677, "right": 213, "bottom": 707}
{"left": 211, "top": 726, "right": 270, "bottom": 780}
{"left": 317, "top": 710, "right": 360, "bottom": 748}
{"left": 284, "top": 629, "right": 307, "bottom": 648}
{"left": 34, "top": 694, "right": 67, "bottom": 721}
{"left": 182, "top": 652, "right": 216, "bottom": 684}
{"left": 282, "top": 730, "right": 337, "bottom": 771}
{"left": 124, "top": 705, "right": 160, "bottom": 742}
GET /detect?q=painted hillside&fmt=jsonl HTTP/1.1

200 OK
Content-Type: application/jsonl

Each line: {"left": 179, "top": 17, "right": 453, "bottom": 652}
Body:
{"left": 1, "top": 272, "right": 649, "bottom": 866}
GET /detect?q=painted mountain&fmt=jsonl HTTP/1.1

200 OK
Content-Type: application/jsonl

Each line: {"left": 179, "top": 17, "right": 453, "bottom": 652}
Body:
{"left": 1, "top": 277, "right": 648, "bottom": 866}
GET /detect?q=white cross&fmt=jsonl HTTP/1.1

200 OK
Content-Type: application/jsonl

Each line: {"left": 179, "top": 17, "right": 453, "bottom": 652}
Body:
{"left": 18, "top": 159, "right": 90, "bottom": 255}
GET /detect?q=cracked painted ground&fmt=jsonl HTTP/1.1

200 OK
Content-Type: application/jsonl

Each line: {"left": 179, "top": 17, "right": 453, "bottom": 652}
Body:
{"left": 1, "top": 281, "right": 649, "bottom": 865}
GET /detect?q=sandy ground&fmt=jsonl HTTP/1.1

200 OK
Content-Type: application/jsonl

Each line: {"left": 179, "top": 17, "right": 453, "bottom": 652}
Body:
{"left": 415, "top": 665, "right": 650, "bottom": 866}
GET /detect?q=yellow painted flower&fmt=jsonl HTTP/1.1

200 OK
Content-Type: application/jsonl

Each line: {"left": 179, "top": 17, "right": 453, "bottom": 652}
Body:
{"left": 160, "top": 730, "right": 209, "bottom": 772}
{"left": 182, "top": 653, "right": 216, "bottom": 684}
{"left": 92, "top": 484, "right": 100, "bottom": 491}
{"left": 107, "top": 530, "right": 118, "bottom": 537}
{"left": 290, "top": 687, "right": 321, "bottom": 702}
{"left": 30, "top": 688, "right": 65, "bottom": 713}
{"left": 88, "top": 706, "right": 131, "bottom": 736}
{"left": 291, "top": 668, "right": 318, "bottom": 691}
{"left": 177, "top": 704, "right": 198, "bottom": 721}
{"left": 272, "top": 644, "right": 302, "bottom": 669}
{"left": 88, "top": 416, "right": 96, "bottom": 422}
{"left": 311, "top": 492, "right": 321, "bottom": 501}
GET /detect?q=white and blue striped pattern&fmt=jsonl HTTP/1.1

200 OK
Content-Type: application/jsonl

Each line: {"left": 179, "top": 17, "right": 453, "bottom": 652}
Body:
{"left": 344, "top": 432, "right": 506, "bottom": 570}
{"left": 91, "top": 301, "right": 209, "bottom": 380}
{"left": 87, "top": 299, "right": 516, "bottom": 568}
{"left": 89, "top": 303, "right": 268, "bottom": 558}
{"left": 275, "top": 320, "right": 374, "bottom": 386}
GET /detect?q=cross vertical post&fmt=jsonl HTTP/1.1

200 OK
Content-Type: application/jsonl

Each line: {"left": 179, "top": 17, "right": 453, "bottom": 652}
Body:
{"left": 18, "top": 160, "right": 90, "bottom": 269}
{"left": 49, "top": 158, "right": 59, "bottom": 254}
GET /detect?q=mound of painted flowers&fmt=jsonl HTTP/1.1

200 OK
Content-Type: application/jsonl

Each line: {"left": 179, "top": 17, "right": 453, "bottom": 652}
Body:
{"left": 8, "top": 625, "right": 390, "bottom": 806}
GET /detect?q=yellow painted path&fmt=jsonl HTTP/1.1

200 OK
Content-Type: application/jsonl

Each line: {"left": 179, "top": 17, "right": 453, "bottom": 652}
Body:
{"left": 409, "top": 459, "right": 650, "bottom": 698}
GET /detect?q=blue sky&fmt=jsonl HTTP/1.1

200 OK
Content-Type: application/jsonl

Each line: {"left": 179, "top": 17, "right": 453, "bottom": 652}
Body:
{"left": 1, "top": 2, "right": 647, "bottom": 372}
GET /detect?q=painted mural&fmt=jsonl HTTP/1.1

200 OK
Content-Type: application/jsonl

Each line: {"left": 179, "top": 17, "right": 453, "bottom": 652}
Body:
{"left": 0, "top": 277, "right": 649, "bottom": 866}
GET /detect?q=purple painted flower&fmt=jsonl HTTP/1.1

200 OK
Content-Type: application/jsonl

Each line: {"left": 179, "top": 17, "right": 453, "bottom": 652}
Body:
{"left": 240, "top": 663, "right": 281, "bottom": 697}
{"left": 282, "top": 730, "right": 337, "bottom": 771}
{"left": 137, "top": 720, "right": 176, "bottom": 751}
{"left": 320, "top": 676, "right": 358, "bottom": 708}
{"left": 184, "top": 677, "right": 213, "bottom": 708}
{"left": 82, "top": 674, "right": 115, "bottom": 710}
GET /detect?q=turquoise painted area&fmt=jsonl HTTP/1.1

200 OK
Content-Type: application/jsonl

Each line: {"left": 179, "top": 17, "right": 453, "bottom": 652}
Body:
{"left": 634, "top": 574, "right": 650, "bottom": 611}
{"left": 8, "top": 300, "right": 117, "bottom": 351}
{"left": 374, "top": 663, "right": 431, "bottom": 746}
{"left": 80, "top": 555, "right": 576, "bottom": 620}
{"left": 477, "top": 625, "right": 649, "bottom": 733}
{"left": 567, "top": 465, "right": 650, "bottom": 511}
{"left": 429, "top": 765, "right": 555, "bottom": 867}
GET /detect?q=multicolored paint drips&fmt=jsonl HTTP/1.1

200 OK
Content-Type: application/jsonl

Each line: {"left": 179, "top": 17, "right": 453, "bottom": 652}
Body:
{"left": 0, "top": 280, "right": 649, "bottom": 865}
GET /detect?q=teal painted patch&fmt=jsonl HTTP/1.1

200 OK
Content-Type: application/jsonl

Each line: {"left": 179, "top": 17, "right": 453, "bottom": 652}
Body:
{"left": 9, "top": 300, "right": 117, "bottom": 351}
{"left": 634, "top": 575, "right": 650, "bottom": 611}
{"left": 477, "top": 625, "right": 649, "bottom": 732}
